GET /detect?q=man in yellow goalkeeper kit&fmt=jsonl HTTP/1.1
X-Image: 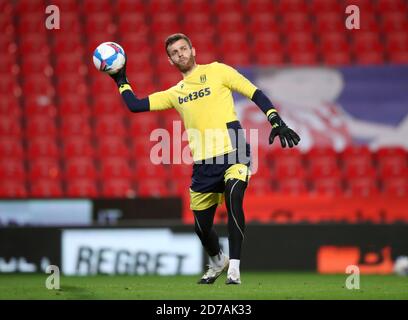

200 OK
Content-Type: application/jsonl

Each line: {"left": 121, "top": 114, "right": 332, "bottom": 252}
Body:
{"left": 109, "top": 33, "right": 300, "bottom": 284}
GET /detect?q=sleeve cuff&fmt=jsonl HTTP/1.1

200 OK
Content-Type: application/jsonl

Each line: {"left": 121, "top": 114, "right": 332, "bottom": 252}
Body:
{"left": 266, "top": 108, "right": 278, "bottom": 118}
{"left": 119, "top": 84, "right": 132, "bottom": 94}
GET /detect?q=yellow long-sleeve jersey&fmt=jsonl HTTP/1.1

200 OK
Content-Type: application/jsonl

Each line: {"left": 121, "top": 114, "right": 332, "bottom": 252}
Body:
{"left": 148, "top": 62, "right": 258, "bottom": 162}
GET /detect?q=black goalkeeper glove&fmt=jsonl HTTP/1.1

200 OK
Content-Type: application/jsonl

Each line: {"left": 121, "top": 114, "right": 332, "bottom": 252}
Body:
{"left": 109, "top": 55, "right": 129, "bottom": 87}
{"left": 268, "top": 111, "right": 300, "bottom": 148}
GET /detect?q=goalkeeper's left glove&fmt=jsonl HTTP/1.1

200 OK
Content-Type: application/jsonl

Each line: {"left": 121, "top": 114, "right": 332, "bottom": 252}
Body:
{"left": 268, "top": 111, "right": 300, "bottom": 148}
{"left": 109, "top": 54, "right": 129, "bottom": 88}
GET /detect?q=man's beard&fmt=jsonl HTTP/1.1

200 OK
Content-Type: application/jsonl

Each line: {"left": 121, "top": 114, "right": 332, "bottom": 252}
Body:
{"left": 174, "top": 54, "right": 195, "bottom": 73}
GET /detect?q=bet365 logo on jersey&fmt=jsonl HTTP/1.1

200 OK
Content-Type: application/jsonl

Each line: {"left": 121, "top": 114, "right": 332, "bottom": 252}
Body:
{"left": 178, "top": 88, "right": 211, "bottom": 104}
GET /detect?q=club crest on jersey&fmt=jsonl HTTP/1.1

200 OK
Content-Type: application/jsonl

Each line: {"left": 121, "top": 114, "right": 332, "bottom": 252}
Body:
{"left": 200, "top": 74, "right": 207, "bottom": 83}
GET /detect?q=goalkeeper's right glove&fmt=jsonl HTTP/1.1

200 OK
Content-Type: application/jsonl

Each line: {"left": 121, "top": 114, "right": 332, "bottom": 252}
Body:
{"left": 268, "top": 111, "right": 300, "bottom": 148}
{"left": 109, "top": 55, "right": 129, "bottom": 88}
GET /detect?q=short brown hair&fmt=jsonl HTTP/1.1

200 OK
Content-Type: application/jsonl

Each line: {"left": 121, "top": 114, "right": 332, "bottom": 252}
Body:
{"left": 165, "top": 33, "right": 192, "bottom": 56}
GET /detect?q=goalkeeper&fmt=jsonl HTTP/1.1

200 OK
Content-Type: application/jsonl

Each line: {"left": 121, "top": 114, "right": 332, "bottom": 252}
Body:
{"left": 109, "top": 33, "right": 300, "bottom": 284}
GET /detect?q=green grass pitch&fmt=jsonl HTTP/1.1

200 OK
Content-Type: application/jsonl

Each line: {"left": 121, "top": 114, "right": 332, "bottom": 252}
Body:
{"left": 0, "top": 272, "right": 407, "bottom": 300}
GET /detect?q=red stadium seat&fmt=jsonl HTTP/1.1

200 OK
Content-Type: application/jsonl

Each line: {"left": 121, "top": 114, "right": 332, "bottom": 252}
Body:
{"left": 245, "top": 0, "right": 275, "bottom": 13}
{"left": 343, "top": 162, "right": 377, "bottom": 179}
{"left": 84, "top": 13, "right": 115, "bottom": 35}
{"left": 212, "top": 0, "right": 244, "bottom": 13}
{"left": 115, "top": 1, "right": 146, "bottom": 15}
{"left": 54, "top": 54, "right": 87, "bottom": 75}
{"left": 52, "top": 33, "right": 83, "bottom": 54}
{"left": 15, "top": 0, "right": 44, "bottom": 13}
{"left": 0, "top": 159, "right": 25, "bottom": 181}
{"left": 147, "top": 0, "right": 179, "bottom": 13}
{"left": 64, "top": 157, "right": 98, "bottom": 180}
{"left": 134, "top": 159, "right": 169, "bottom": 180}
{"left": 0, "top": 116, "right": 22, "bottom": 137}
{"left": 30, "top": 179, "right": 63, "bottom": 198}
{"left": 248, "top": 13, "right": 279, "bottom": 34}
{"left": 101, "top": 178, "right": 135, "bottom": 198}
{"left": 183, "top": 13, "right": 215, "bottom": 35}
{"left": 310, "top": 0, "right": 343, "bottom": 13}
{"left": 18, "top": 15, "right": 47, "bottom": 34}
{"left": 340, "top": 145, "right": 373, "bottom": 169}
{"left": 22, "top": 80, "right": 55, "bottom": 102}
{"left": 66, "top": 179, "right": 99, "bottom": 197}
{"left": 19, "top": 34, "right": 50, "bottom": 56}
{"left": 100, "top": 158, "right": 132, "bottom": 180}
{"left": 312, "top": 177, "right": 344, "bottom": 195}
{"left": 96, "top": 137, "right": 130, "bottom": 159}
{"left": 82, "top": 0, "right": 113, "bottom": 13}
{"left": 62, "top": 138, "right": 95, "bottom": 159}
{"left": 57, "top": 76, "right": 88, "bottom": 97}
{"left": 0, "top": 137, "right": 24, "bottom": 159}
{"left": 381, "top": 15, "right": 408, "bottom": 32}
{"left": 323, "top": 51, "right": 352, "bottom": 66}
{"left": 306, "top": 146, "right": 338, "bottom": 165}
{"left": 150, "top": 13, "right": 181, "bottom": 34}
{"left": 27, "top": 137, "right": 59, "bottom": 159}
{"left": 60, "top": 115, "right": 92, "bottom": 138}
{"left": 277, "top": 0, "right": 308, "bottom": 14}
{"left": 278, "top": 177, "right": 308, "bottom": 194}
{"left": 314, "top": 13, "right": 345, "bottom": 33}
{"left": 59, "top": 97, "right": 91, "bottom": 118}
{"left": 179, "top": 0, "right": 211, "bottom": 13}
{"left": 51, "top": 0, "right": 80, "bottom": 12}
{"left": 282, "top": 13, "right": 313, "bottom": 33}
{"left": 289, "top": 50, "right": 318, "bottom": 65}
{"left": 266, "top": 148, "right": 303, "bottom": 167}
{"left": 0, "top": 180, "right": 27, "bottom": 198}
{"left": 345, "top": 177, "right": 380, "bottom": 197}
{"left": 169, "top": 164, "right": 192, "bottom": 179}
{"left": 0, "top": 78, "right": 19, "bottom": 97}
{"left": 246, "top": 177, "right": 274, "bottom": 195}
{"left": 382, "top": 177, "right": 408, "bottom": 197}
{"left": 319, "top": 33, "right": 350, "bottom": 55}
{"left": 308, "top": 161, "right": 341, "bottom": 179}
{"left": 118, "top": 10, "right": 149, "bottom": 37}
{"left": 28, "top": 158, "right": 61, "bottom": 181}
{"left": 378, "top": 163, "right": 408, "bottom": 179}
{"left": 129, "top": 113, "right": 160, "bottom": 135}
{"left": 25, "top": 100, "right": 57, "bottom": 117}
{"left": 216, "top": 12, "right": 246, "bottom": 33}
{"left": 94, "top": 115, "right": 127, "bottom": 138}
{"left": 136, "top": 179, "right": 169, "bottom": 197}
{"left": 168, "top": 177, "right": 191, "bottom": 196}
{"left": 0, "top": 96, "right": 21, "bottom": 119}
{"left": 26, "top": 115, "right": 57, "bottom": 137}
{"left": 377, "top": 0, "right": 408, "bottom": 13}
{"left": 273, "top": 162, "right": 307, "bottom": 180}
{"left": 375, "top": 147, "right": 407, "bottom": 168}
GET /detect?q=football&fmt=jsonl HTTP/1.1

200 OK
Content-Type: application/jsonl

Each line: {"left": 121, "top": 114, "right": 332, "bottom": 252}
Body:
{"left": 393, "top": 256, "right": 408, "bottom": 276}
{"left": 93, "top": 42, "right": 126, "bottom": 75}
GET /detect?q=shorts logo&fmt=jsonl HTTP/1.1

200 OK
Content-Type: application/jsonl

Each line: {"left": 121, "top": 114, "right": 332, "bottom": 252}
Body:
{"left": 178, "top": 87, "right": 211, "bottom": 104}
{"left": 200, "top": 74, "right": 207, "bottom": 83}
{"left": 238, "top": 169, "right": 244, "bottom": 175}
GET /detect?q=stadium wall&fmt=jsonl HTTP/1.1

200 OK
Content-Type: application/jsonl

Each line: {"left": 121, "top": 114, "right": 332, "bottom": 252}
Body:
{"left": 1, "top": 224, "right": 407, "bottom": 275}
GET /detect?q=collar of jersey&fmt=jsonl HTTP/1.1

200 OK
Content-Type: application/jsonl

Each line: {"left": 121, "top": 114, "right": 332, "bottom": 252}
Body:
{"left": 183, "top": 64, "right": 201, "bottom": 80}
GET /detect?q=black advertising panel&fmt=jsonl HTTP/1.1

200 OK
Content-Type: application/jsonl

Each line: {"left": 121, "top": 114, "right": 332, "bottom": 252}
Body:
{"left": 0, "top": 228, "right": 61, "bottom": 273}
{"left": 92, "top": 198, "right": 183, "bottom": 224}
